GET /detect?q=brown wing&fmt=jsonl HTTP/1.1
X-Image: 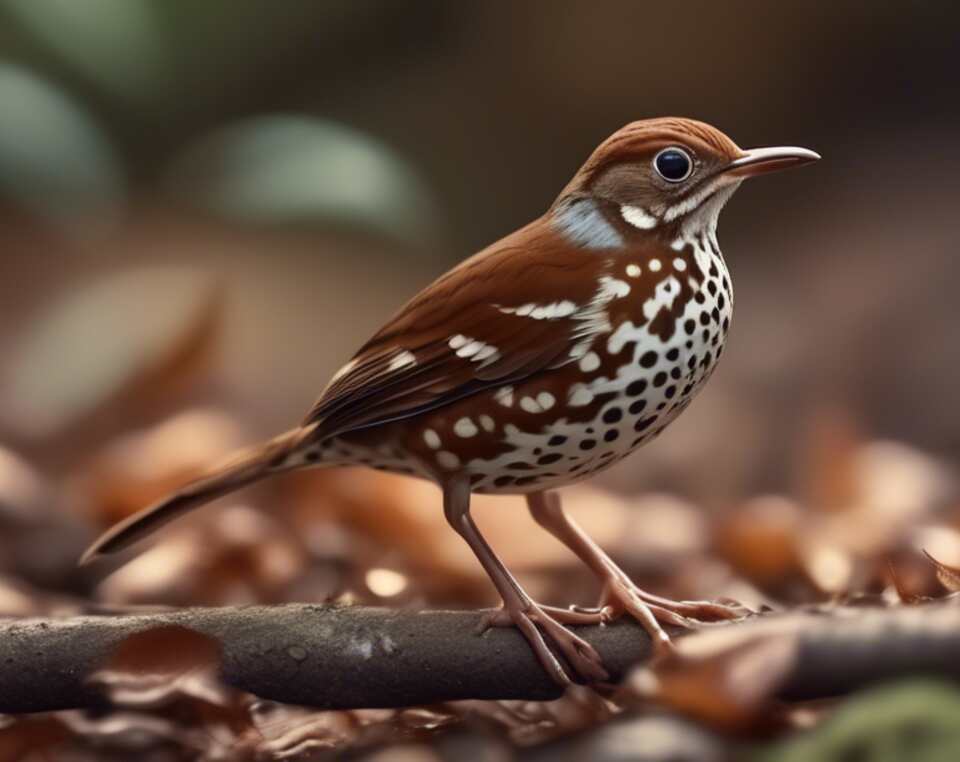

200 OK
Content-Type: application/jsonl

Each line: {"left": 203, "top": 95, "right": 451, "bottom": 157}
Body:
{"left": 304, "top": 217, "right": 612, "bottom": 437}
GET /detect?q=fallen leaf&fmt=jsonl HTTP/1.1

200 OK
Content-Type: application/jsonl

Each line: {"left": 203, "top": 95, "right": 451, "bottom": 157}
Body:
{"left": 636, "top": 628, "right": 799, "bottom": 732}
{"left": 923, "top": 550, "right": 960, "bottom": 593}
{"left": 90, "top": 624, "right": 229, "bottom": 709}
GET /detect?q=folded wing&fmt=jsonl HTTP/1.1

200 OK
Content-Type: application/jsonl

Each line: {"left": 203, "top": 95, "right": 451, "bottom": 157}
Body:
{"left": 305, "top": 220, "right": 612, "bottom": 437}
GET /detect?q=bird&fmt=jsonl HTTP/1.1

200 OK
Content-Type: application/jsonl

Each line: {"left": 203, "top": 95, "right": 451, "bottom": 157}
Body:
{"left": 82, "top": 117, "right": 819, "bottom": 686}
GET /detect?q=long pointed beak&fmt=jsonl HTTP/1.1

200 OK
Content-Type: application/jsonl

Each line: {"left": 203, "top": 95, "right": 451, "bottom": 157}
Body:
{"left": 725, "top": 146, "right": 820, "bottom": 178}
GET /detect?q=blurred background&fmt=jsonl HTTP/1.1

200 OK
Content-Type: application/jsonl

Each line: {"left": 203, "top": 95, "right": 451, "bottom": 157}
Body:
{"left": 0, "top": 1, "right": 959, "bottom": 758}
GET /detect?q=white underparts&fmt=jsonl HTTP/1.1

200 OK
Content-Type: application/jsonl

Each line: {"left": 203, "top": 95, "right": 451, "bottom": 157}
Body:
{"left": 665, "top": 179, "right": 742, "bottom": 233}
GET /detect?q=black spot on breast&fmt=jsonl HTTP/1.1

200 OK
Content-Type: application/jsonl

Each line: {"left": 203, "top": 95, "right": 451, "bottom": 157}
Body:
{"left": 579, "top": 439, "right": 597, "bottom": 450}
{"left": 538, "top": 453, "right": 563, "bottom": 465}
{"left": 603, "top": 407, "right": 622, "bottom": 423}
{"left": 507, "top": 461, "right": 534, "bottom": 470}
{"left": 653, "top": 371, "right": 667, "bottom": 387}
{"left": 665, "top": 385, "right": 677, "bottom": 399}
{"left": 640, "top": 350, "right": 658, "bottom": 368}
{"left": 548, "top": 435, "right": 567, "bottom": 446}
{"left": 629, "top": 398, "right": 647, "bottom": 415}
{"left": 604, "top": 429, "right": 619, "bottom": 442}
{"left": 494, "top": 475, "right": 515, "bottom": 487}
{"left": 670, "top": 367, "right": 681, "bottom": 379}
{"left": 627, "top": 379, "right": 647, "bottom": 396}
{"left": 634, "top": 416, "right": 657, "bottom": 432}
{"left": 699, "top": 312, "right": 710, "bottom": 326}
{"left": 684, "top": 319, "right": 696, "bottom": 335}
{"left": 666, "top": 348, "right": 680, "bottom": 361}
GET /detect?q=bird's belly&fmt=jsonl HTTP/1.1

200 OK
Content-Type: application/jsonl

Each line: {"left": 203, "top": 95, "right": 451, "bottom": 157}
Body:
{"left": 325, "top": 242, "right": 733, "bottom": 494}
{"left": 472, "top": 254, "right": 732, "bottom": 492}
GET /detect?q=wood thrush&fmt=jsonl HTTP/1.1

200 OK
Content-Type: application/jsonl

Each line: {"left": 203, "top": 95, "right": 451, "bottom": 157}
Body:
{"left": 83, "top": 118, "right": 819, "bottom": 685}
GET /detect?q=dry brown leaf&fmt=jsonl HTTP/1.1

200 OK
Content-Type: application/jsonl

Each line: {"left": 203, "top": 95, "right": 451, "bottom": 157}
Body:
{"left": 79, "top": 407, "right": 249, "bottom": 527}
{"left": 923, "top": 549, "right": 960, "bottom": 593}
{"left": 716, "top": 496, "right": 804, "bottom": 589}
{"left": 96, "top": 504, "right": 307, "bottom": 606}
{"left": 797, "top": 406, "right": 862, "bottom": 514}
{"left": 89, "top": 624, "right": 231, "bottom": 709}
{"left": 884, "top": 558, "right": 931, "bottom": 605}
{"left": 0, "top": 715, "right": 69, "bottom": 762}
{"left": 2, "top": 267, "right": 224, "bottom": 458}
{"left": 638, "top": 628, "right": 799, "bottom": 732}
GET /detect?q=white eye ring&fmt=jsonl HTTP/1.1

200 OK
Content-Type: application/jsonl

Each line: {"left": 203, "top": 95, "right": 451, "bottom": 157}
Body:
{"left": 653, "top": 147, "right": 694, "bottom": 183}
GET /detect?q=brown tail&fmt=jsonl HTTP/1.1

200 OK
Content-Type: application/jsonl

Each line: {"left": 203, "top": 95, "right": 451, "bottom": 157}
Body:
{"left": 79, "top": 424, "right": 317, "bottom": 566}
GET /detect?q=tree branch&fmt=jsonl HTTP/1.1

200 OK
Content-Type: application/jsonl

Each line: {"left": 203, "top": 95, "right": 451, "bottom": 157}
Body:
{"left": 1, "top": 600, "right": 958, "bottom": 713}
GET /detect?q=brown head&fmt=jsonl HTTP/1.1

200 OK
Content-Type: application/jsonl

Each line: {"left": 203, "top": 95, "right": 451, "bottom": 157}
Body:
{"left": 552, "top": 117, "right": 818, "bottom": 243}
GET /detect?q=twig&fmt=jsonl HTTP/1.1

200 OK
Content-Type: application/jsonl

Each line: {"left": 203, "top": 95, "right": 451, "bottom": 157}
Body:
{"left": 1, "top": 600, "right": 958, "bottom": 713}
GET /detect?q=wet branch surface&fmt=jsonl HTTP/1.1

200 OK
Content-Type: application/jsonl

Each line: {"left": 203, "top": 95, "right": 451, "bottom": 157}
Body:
{"left": 2, "top": 600, "right": 959, "bottom": 714}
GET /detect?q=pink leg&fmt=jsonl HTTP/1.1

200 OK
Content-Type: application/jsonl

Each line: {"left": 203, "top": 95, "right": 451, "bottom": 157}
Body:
{"left": 442, "top": 476, "right": 609, "bottom": 685}
{"left": 526, "top": 490, "right": 751, "bottom": 658}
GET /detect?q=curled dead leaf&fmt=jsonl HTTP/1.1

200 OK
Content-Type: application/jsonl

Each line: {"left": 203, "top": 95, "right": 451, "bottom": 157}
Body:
{"left": 89, "top": 624, "right": 229, "bottom": 708}
{"left": 923, "top": 550, "right": 960, "bottom": 593}
{"left": 636, "top": 627, "right": 799, "bottom": 732}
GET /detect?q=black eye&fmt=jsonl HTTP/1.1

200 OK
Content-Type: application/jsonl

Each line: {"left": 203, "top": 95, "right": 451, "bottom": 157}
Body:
{"left": 654, "top": 147, "right": 693, "bottom": 182}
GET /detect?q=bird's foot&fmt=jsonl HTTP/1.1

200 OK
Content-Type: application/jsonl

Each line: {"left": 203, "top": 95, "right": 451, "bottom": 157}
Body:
{"left": 593, "top": 575, "right": 754, "bottom": 658}
{"left": 479, "top": 600, "right": 610, "bottom": 686}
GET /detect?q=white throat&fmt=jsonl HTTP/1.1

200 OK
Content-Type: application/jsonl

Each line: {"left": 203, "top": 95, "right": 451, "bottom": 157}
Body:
{"left": 617, "top": 179, "right": 742, "bottom": 240}
{"left": 677, "top": 181, "right": 741, "bottom": 239}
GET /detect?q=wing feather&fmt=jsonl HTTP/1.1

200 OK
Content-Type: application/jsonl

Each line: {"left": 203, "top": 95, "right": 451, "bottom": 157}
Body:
{"left": 304, "top": 219, "right": 614, "bottom": 438}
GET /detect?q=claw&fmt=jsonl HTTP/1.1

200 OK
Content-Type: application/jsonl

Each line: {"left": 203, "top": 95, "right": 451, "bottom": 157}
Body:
{"left": 595, "top": 576, "right": 752, "bottom": 656}
{"left": 480, "top": 601, "right": 609, "bottom": 685}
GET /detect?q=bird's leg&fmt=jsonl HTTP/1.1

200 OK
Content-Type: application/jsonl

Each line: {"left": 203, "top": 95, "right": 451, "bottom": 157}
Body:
{"left": 442, "top": 476, "right": 609, "bottom": 686}
{"left": 526, "top": 491, "right": 751, "bottom": 657}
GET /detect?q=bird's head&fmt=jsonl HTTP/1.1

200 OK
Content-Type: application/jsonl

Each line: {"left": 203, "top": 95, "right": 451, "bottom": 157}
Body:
{"left": 553, "top": 117, "right": 819, "bottom": 244}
